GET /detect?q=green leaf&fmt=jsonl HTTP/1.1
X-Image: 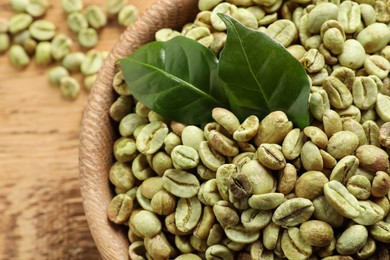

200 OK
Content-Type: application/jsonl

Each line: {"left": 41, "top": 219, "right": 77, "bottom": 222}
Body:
{"left": 119, "top": 36, "right": 228, "bottom": 125}
{"left": 218, "top": 13, "right": 311, "bottom": 129}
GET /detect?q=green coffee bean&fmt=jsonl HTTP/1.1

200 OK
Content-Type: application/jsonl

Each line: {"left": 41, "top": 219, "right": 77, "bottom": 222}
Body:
{"left": 313, "top": 195, "right": 345, "bottom": 228}
{"left": 228, "top": 172, "right": 252, "bottom": 200}
{"left": 85, "top": 5, "right": 107, "bottom": 30}
{"left": 336, "top": 104, "right": 362, "bottom": 122}
{"left": 212, "top": 107, "right": 240, "bottom": 135}
{"left": 277, "top": 163, "right": 297, "bottom": 195}
{"left": 224, "top": 224, "right": 260, "bottom": 244}
{"left": 77, "top": 28, "right": 98, "bottom": 48}
{"left": 155, "top": 28, "right": 181, "bottom": 42}
{"left": 10, "top": 0, "right": 28, "bottom": 12}
{"left": 300, "top": 48, "right": 325, "bottom": 73}
{"left": 330, "top": 155, "right": 359, "bottom": 185}
{"left": 34, "top": 41, "right": 52, "bottom": 65}
{"left": 320, "top": 149, "right": 337, "bottom": 169}
{"left": 59, "top": 76, "right": 80, "bottom": 99}
{"left": 118, "top": 5, "right": 138, "bottom": 27}
{"left": 338, "top": 39, "right": 366, "bottom": 69}
{"left": 231, "top": 8, "right": 258, "bottom": 30}
{"left": 48, "top": 66, "right": 69, "bottom": 86}
{"left": 8, "top": 14, "right": 33, "bottom": 35}
{"left": 112, "top": 70, "right": 131, "bottom": 96}
{"left": 26, "top": 0, "right": 49, "bottom": 18}
{"left": 300, "top": 220, "right": 333, "bottom": 247}
{"left": 135, "top": 185, "right": 153, "bottom": 211}
{"left": 130, "top": 210, "right": 162, "bottom": 237}
{"left": 356, "top": 236, "right": 376, "bottom": 259}
{"left": 213, "top": 200, "right": 239, "bottom": 227}
{"left": 181, "top": 125, "right": 205, "bottom": 151}
{"left": 369, "top": 221, "right": 390, "bottom": 243}
{"left": 119, "top": 113, "right": 148, "bottom": 137}
{"left": 372, "top": 171, "right": 390, "bottom": 197}
{"left": 257, "top": 143, "right": 286, "bottom": 170}
{"left": 67, "top": 12, "right": 88, "bottom": 33}
{"left": 12, "top": 30, "right": 30, "bottom": 46}
{"left": 364, "top": 55, "right": 390, "bottom": 80}
{"left": 83, "top": 74, "right": 96, "bottom": 91}
{"left": 336, "top": 225, "right": 368, "bottom": 255}
{"left": 51, "top": 34, "right": 72, "bottom": 61}
{"left": 107, "top": 194, "right": 133, "bottom": 224}
{"left": 176, "top": 197, "right": 202, "bottom": 233}
{"left": 151, "top": 151, "right": 173, "bottom": 177}
{"left": 106, "top": 0, "right": 126, "bottom": 16}
{"left": 272, "top": 198, "right": 314, "bottom": 226}
{"left": 324, "top": 180, "right": 360, "bottom": 218}
{"left": 62, "top": 52, "right": 85, "bottom": 72}
{"left": 163, "top": 169, "right": 200, "bottom": 198}
{"left": 309, "top": 87, "right": 330, "bottom": 120}
{"left": 300, "top": 141, "right": 323, "bottom": 171}
{"left": 199, "top": 0, "right": 223, "bottom": 11}
{"left": 266, "top": 19, "right": 296, "bottom": 47}
{"left": 62, "top": 0, "right": 83, "bottom": 13}
{"left": 210, "top": 3, "right": 238, "bottom": 31}
{"left": 356, "top": 23, "right": 390, "bottom": 53}
{"left": 355, "top": 144, "right": 389, "bottom": 172}
{"left": 132, "top": 154, "right": 154, "bottom": 181}
{"left": 23, "top": 38, "right": 36, "bottom": 55}
{"left": 342, "top": 121, "right": 366, "bottom": 147}
{"left": 254, "top": 111, "right": 292, "bottom": 146}
{"left": 113, "top": 137, "right": 137, "bottom": 163}
{"left": 136, "top": 121, "right": 168, "bottom": 155}
{"left": 80, "top": 50, "right": 104, "bottom": 76}
{"left": 323, "top": 76, "right": 353, "bottom": 109}
{"left": 338, "top": 0, "right": 361, "bottom": 34}
{"left": 248, "top": 193, "right": 285, "bottom": 210}
{"left": 379, "top": 122, "right": 390, "bottom": 148}
{"left": 303, "top": 126, "right": 328, "bottom": 149}
{"left": 327, "top": 131, "right": 359, "bottom": 159}
{"left": 109, "top": 161, "right": 135, "bottom": 193}
{"left": 281, "top": 227, "right": 312, "bottom": 260}
{"left": 198, "top": 179, "right": 222, "bottom": 206}
{"left": 352, "top": 200, "right": 385, "bottom": 225}
{"left": 208, "top": 130, "right": 239, "bottom": 157}
{"left": 199, "top": 141, "right": 226, "bottom": 171}
{"left": 233, "top": 115, "right": 259, "bottom": 142}
{"left": 241, "top": 160, "right": 276, "bottom": 195}
{"left": 205, "top": 244, "right": 233, "bottom": 260}
{"left": 9, "top": 45, "right": 30, "bottom": 68}
{"left": 323, "top": 109, "right": 342, "bottom": 137}
{"left": 282, "top": 128, "right": 306, "bottom": 160}
{"left": 322, "top": 26, "right": 345, "bottom": 55}
{"left": 295, "top": 170, "right": 328, "bottom": 200}
{"left": 241, "top": 208, "right": 272, "bottom": 231}
{"left": 346, "top": 175, "right": 371, "bottom": 200}
{"left": 0, "top": 33, "right": 10, "bottom": 54}
{"left": 29, "top": 20, "right": 56, "bottom": 41}
{"left": 376, "top": 93, "right": 390, "bottom": 122}
{"left": 171, "top": 145, "right": 200, "bottom": 170}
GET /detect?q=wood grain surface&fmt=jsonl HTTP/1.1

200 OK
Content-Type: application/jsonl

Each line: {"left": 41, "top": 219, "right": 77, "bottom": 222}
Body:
{"left": 0, "top": 1, "right": 152, "bottom": 259}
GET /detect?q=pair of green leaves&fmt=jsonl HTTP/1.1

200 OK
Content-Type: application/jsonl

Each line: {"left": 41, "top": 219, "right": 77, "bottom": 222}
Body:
{"left": 120, "top": 14, "right": 310, "bottom": 129}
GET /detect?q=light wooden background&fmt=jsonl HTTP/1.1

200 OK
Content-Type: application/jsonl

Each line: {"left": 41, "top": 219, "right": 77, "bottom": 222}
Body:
{"left": 0, "top": 0, "right": 153, "bottom": 259}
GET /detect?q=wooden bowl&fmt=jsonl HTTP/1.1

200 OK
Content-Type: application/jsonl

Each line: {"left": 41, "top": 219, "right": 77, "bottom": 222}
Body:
{"left": 79, "top": 0, "right": 199, "bottom": 259}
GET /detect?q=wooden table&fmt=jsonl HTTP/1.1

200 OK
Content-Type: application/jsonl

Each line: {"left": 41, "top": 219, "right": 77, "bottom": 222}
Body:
{"left": 0, "top": 1, "right": 152, "bottom": 258}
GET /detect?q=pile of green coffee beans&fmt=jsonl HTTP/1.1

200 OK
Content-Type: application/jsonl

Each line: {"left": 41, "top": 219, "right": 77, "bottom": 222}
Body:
{"left": 107, "top": 0, "right": 390, "bottom": 259}
{"left": 0, "top": 0, "right": 138, "bottom": 99}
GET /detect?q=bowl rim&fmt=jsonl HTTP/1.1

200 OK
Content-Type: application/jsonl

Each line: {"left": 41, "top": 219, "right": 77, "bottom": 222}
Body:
{"left": 78, "top": 0, "right": 199, "bottom": 259}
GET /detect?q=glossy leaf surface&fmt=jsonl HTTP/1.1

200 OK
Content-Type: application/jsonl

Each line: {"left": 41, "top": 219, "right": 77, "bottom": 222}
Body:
{"left": 119, "top": 36, "right": 228, "bottom": 124}
{"left": 218, "top": 14, "right": 310, "bottom": 128}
